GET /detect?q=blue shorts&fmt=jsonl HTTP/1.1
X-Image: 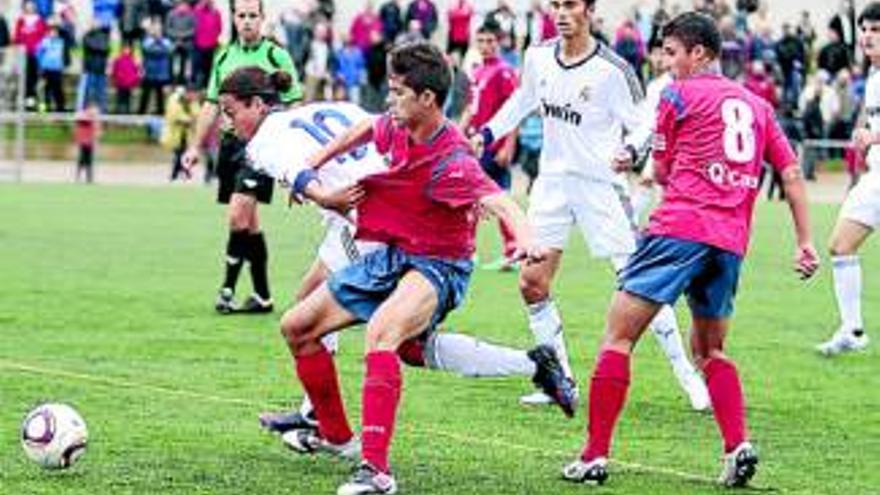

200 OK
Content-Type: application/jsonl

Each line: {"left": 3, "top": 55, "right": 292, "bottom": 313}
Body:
{"left": 327, "top": 245, "right": 473, "bottom": 332}
{"left": 619, "top": 235, "right": 743, "bottom": 319}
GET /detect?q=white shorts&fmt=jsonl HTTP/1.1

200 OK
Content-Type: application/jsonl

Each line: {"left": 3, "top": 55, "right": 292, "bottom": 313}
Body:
{"left": 529, "top": 174, "right": 638, "bottom": 257}
{"left": 840, "top": 172, "right": 880, "bottom": 229}
{"left": 318, "top": 218, "right": 383, "bottom": 272}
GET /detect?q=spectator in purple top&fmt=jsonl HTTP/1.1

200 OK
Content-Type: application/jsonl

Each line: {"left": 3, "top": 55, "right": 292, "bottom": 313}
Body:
{"left": 405, "top": 0, "right": 437, "bottom": 40}
{"left": 192, "top": 0, "right": 222, "bottom": 88}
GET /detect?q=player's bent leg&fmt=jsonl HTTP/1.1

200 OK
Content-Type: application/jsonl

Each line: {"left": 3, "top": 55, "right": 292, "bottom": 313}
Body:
{"left": 280, "top": 284, "right": 360, "bottom": 455}
{"left": 518, "top": 250, "right": 577, "bottom": 405}
{"left": 339, "top": 271, "right": 438, "bottom": 494}
{"left": 819, "top": 218, "right": 872, "bottom": 355}
{"left": 422, "top": 332, "right": 577, "bottom": 416}
{"left": 609, "top": 254, "right": 709, "bottom": 411}
{"left": 690, "top": 317, "right": 758, "bottom": 487}
{"left": 650, "top": 306, "right": 710, "bottom": 411}
{"left": 565, "top": 291, "right": 658, "bottom": 485}
{"left": 260, "top": 260, "right": 334, "bottom": 435}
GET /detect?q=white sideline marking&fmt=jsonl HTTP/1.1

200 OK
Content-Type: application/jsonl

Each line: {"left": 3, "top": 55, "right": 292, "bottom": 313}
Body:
{"left": 2, "top": 358, "right": 716, "bottom": 484}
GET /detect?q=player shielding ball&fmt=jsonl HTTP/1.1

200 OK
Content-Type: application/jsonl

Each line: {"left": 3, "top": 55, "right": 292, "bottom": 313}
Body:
{"left": 816, "top": 2, "right": 880, "bottom": 356}
{"left": 230, "top": 43, "right": 557, "bottom": 495}
{"left": 561, "top": 12, "right": 819, "bottom": 487}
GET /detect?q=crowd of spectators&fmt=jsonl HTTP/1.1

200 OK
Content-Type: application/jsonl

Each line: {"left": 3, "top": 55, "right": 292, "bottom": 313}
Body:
{"left": 0, "top": 0, "right": 868, "bottom": 180}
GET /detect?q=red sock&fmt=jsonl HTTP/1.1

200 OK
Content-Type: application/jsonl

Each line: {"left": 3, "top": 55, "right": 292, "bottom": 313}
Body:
{"left": 582, "top": 349, "right": 631, "bottom": 461}
{"left": 703, "top": 357, "right": 748, "bottom": 453}
{"left": 295, "top": 349, "right": 353, "bottom": 444}
{"left": 361, "top": 351, "right": 402, "bottom": 473}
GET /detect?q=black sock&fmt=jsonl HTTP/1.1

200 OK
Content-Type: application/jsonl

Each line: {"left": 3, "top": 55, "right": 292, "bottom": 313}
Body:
{"left": 222, "top": 230, "right": 249, "bottom": 292}
{"left": 248, "top": 232, "right": 271, "bottom": 300}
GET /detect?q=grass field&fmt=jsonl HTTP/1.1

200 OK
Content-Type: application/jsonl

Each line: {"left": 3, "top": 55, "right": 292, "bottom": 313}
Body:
{"left": 1, "top": 183, "right": 878, "bottom": 495}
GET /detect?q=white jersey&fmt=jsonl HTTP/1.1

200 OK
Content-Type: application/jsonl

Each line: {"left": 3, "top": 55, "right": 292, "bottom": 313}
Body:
{"left": 486, "top": 40, "right": 651, "bottom": 184}
{"left": 865, "top": 69, "right": 880, "bottom": 172}
{"left": 246, "top": 102, "right": 387, "bottom": 220}
{"left": 639, "top": 72, "right": 673, "bottom": 180}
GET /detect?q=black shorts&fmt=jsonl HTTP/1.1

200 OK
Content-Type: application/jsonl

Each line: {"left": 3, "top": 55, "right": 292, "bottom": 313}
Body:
{"left": 216, "top": 134, "right": 274, "bottom": 204}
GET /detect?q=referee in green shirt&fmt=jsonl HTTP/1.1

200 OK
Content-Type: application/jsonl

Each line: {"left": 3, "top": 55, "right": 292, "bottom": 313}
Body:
{"left": 183, "top": 0, "right": 303, "bottom": 314}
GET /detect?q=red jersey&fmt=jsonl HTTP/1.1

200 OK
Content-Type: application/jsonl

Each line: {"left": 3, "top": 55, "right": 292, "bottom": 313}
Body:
{"left": 356, "top": 115, "right": 501, "bottom": 259}
{"left": 648, "top": 72, "right": 796, "bottom": 256}
{"left": 467, "top": 56, "right": 517, "bottom": 151}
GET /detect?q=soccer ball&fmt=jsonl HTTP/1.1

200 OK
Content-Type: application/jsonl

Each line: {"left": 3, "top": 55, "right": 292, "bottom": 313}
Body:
{"left": 21, "top": 403, "right": 88, "bottom": 469}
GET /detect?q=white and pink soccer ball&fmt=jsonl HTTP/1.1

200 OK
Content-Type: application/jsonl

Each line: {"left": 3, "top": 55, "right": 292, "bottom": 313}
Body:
{"left": 21, "top": 403, "right": 88, "bottom": 469}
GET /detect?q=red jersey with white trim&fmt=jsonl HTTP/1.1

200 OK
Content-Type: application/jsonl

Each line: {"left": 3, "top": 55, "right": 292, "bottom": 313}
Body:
{"left": 467, "top": 56, "right": 518, "bottom": 151}
{"left": 648, "top": 72, "right": 796, "bottom": 255}
{"left": 355, "top": 114, "right": 501, "bottom": 259}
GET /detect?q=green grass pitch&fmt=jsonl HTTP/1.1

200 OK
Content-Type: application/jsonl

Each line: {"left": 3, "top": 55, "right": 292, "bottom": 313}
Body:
{"left": 1, "top": 183, "right": 878, "bottom": 494}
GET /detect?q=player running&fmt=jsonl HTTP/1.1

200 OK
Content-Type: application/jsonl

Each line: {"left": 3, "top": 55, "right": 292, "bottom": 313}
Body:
{"left": 182, "top": 0, "right": 302, "bottom": 315}
{"left": 473, "top": 0, "right": 709, "bottom": 410}
{"left": 211, "top": 66, "right": 576, "bottom": 439}
{"left": 561, "top": 12, "right": 819, "bottom": 487}
{"left": 816, "top": 2, "right": 880, "bottom": 356}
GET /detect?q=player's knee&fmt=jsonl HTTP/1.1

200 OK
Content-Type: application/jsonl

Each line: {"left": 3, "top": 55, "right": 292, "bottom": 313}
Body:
{"left": 693, "top": 348, "right": 727, "bottom": 370}
{"left": 519, "top": 272, "right": 549, "bottom": 303}
{"left": 280, "top": 308, "right": 313, "bottom": 349}
{"left": 828, "top": 238, "right": 855, "bottom": 257}
{"left": 364, "top": 326, "right": 402, "bottom": 352}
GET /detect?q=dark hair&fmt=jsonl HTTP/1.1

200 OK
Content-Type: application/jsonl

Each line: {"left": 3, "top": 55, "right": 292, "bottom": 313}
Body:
{"left": 477, "top": 18, "right": 502, "bottom": 37}
{"left": 859, "top": 2, "right": 880, "bottom": 26}
{"left": 662, "top": 12, "right": 721, "bottom": 58}
{"left": 219, "top": 66, "right": 292, "bottom": 105}
{"left": 388, "top": 42, "right": 451, "bottom": 107}
{"left": 230, "top": 0, "right": 264, "bottom": 44}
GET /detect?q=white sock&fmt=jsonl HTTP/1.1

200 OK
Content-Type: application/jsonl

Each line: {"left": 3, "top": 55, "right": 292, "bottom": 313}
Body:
{"left": 424, "top": 333, "right": 535, "bottom": 377}
{"left": 320, "top": 331, "right": 339, "bottom": 354}
{"left": 649, "top": 305, "right": 697, "bottom": 378}
{"left": 298, "top": 394, "right": 313, "bottom": 417}
{"left": 527, "top": 298, "right": 574, "bottom": 380}
{"left": 832, "top": 255, "right": 864, "bottom": 331}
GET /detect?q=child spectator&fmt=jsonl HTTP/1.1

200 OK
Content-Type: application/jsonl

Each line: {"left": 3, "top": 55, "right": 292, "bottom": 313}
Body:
{"left": 161, "top": 85, "right": 199, "bottom": 180}
{"left": 332, "top": 34, "right": 365, "bottom": 104}
{"left": 140, "top": 21, "right": 173, "bottom": 114}
{"left": 515, "top": 112, "right": 542, "bottom": 194}
{"left": 111, "top": 43, "right": 142, "bottom": 114}
{"left": 36, "top": 20, "right": 65, "bottom": 111}
{"left": 305, "top": 21, "right": 332, "bottom": 101}
{"left": 74, "top": 103, "right": 101, "bottom": 184}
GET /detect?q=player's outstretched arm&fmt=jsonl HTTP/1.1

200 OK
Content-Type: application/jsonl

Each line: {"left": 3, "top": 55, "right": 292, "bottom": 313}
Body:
{"left": 309, "top": 118, "right": 375, "bottom": 170}
{"left": 780, "top": 166, "right": 820, "bottom": 279}
{"left": 480, "top": 192, "right": 547, "bottom": 263}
